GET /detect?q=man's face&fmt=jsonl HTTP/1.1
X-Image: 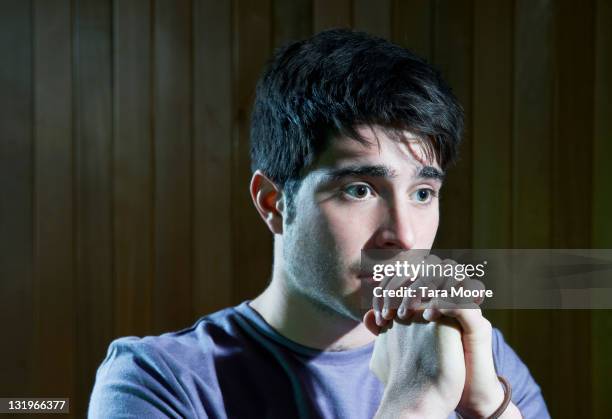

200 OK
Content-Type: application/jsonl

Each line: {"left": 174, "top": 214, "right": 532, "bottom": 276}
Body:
{"left": 281, "top": 125, "right": 443, "bottom": 320}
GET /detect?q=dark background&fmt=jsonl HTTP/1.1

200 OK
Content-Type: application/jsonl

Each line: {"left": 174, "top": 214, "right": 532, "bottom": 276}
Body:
{"left": 1, "top": 0, "right": 610, "bottom": 417}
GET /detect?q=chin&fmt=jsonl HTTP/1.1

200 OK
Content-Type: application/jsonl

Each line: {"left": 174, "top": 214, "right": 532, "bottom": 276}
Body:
{"left": 337, "top": 292, "right": 369, "bottom": 321}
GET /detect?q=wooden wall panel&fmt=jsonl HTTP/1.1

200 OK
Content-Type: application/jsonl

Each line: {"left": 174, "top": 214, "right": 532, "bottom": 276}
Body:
{"left": 432, "top": 0, "right": 473, "bottom": 249}
{"left": 511, "top": 0, "right": 556, "bottom": 415}
{"left": 232, "top": 0, "right": 273, "bottom": 302}
{"left": 273, "top": 0, "right": 312, "bottom": 48}
{"left": 0, "top": 0, "right": 34, "bottom": 398}
{"left": 193, "top": 0, "right": 234, "bottom": 317}
{"left": 512, "top": 0, "right": 553, "bottom": 248}
{"left": 471, "top": 0, "right": 513, "bottom": 251}
{"left": 472, "top": 0, "right": 514, "bottom": 336}
{"left": 391, "top": 0, "right": 433, "bottom": 62}
{"left": 548, "top": 2, "right": 596, "bottom": 417}
{"left": 313, "top": 0, "right": 351, "bottom": 32}
{"left": 153, "top": 0, "right": 194, "bottom": 333}
{"left": 593, "top": 0, "right": 612, "bottom": 250}
{"left": 552, "top": 0, "right": 595, "bottom": 248}
{"left": 353, "top": 0, "right": 390, "bottom": 39}
{"left": 113, "top": 0, "right": 153, "bottom": 337}
{"left": 592, "top": 0, "right": 612, "bottom": 414}
{"left": 73, "top": 0, "right": 114, "bottom": 415}
{"left": 33, "top": 0, "right": 75, "bottom": 400}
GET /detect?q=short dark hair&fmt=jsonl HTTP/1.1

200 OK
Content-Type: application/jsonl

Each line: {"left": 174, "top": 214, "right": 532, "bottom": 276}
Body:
{"left": 250, "top": 29, "right": 463, "bottom": 211}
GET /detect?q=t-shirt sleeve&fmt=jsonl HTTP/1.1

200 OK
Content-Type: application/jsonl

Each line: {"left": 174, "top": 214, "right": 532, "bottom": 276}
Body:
{"left": 492, "top": 328, "right": 551, "bottom": 419}
{"left": 88, "top": 337, "right": 203, "bottom": 419}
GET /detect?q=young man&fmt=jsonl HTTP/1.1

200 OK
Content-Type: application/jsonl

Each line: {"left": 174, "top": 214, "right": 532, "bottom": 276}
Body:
{"left": 89, "top": 29, "right": 549, "bottom": 418}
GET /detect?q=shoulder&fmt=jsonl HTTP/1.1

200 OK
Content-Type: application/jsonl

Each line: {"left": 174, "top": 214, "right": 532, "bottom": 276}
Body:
{"left": 88, "top": 306, "right": 242, "bottom": 418}
{"left": 88, "top": 336, "right": 195, "bottom": 418}
{"left": 491, "top": 327, "right": 551, "bottom": 419}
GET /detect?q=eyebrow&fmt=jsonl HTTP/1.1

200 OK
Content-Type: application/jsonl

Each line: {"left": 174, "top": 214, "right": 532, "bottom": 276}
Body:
{"left": 418, "top": 166, "right": 445, "bottom": 181}
{"left": 326, "top": 165, "right": 396, "bottom": 181}
{"left": 324, "top": 164, "right": 445, "bottom": 182}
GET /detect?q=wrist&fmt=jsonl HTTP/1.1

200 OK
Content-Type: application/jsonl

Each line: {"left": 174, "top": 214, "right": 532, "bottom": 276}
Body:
{"left": 376, "top": 386, "right": 455, "bottom": 419}
{"left": 457, "top": 377, "right": 506, "bottom": 418}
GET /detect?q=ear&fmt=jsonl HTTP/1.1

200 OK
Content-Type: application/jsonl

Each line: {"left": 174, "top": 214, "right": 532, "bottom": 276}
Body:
{"left": 250, "top": 170, "right": 285, "bottom": 235}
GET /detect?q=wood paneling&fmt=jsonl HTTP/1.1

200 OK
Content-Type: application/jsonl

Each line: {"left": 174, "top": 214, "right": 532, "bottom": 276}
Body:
{"left": 472, "top": 0, "right": 513, "bottom": 336}
{"left": 549, "top": 2, "right": 596, "bottom": 417}
{"left": 0, "top": 0, "right": 34, "bottom": 397}
{"left": 511, "top": 0, "right": 555, "bottom": 412}
{"left": 153, "top": 0, "right": 193, "bottom": 333}
{"left": 193, "top": 0, "right": 234, "bottom": 316}
{"left": 593, "top": 0, "right": 612, "bottom": 413}
{"left": 472, "top": 0, "right": 513, "bottom": 251}
{"left": 1, "top": 1, "right": 610, "bottom": 417}
{"left": 313, "top": 0, "right": 351, "bottom": 32}
{"left": 73, "top": 0, "right": 114, "bottom": 414}
{"left": 114, "top": 0, "right": 153, "bottom": 338}
{"left": 273, "top": 0, "right": 312, "bottom": 48}
{"left": 33, "top": 0, "right": 75, "bottom": 399}
{"left": 353, "top": 0, "right": 390, "bottom": 39}
{"left": 232, "top": 0, "right": 273, "bottom": 302}
{"left": 433, "top": 0, "right": 473, "bottom": 249}
{"left": 391, "top": 0, "right": 433, "bottom": 62}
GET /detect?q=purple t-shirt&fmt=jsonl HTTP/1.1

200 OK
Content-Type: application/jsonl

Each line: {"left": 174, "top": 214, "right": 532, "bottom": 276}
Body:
{"left": 89, "top": 302, "right": 549, "bottom": 418}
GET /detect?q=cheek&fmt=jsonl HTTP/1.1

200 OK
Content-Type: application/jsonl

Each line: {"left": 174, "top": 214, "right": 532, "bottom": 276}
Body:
{"left": 319, "top": 203, "right": 379, "bottom": 250}
{"left": 415, "top": 206, "right": 439, "bottom": 247}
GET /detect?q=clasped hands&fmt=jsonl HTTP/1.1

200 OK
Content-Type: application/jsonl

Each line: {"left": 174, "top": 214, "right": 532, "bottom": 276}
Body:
{"left": 363, "top": 254, "right": 520, "bottom": 419}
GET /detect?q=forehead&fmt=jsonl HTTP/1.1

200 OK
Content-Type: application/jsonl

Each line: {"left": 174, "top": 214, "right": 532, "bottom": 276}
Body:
{"left": 313, "top": 125, "right": 440, "bottom": 173}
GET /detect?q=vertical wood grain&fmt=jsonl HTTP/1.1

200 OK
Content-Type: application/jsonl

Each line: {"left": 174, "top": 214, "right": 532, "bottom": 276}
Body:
{"left": 511, "top": 0, "right": 555, "bottom": 412}
{"left": 353, "top": 0, "right": 390, "bottom": 39}
{"left": 192, "top": 0, "right": 234, "bottom": 316}
{"left": 313, "top": 0, "right": 351, "bottom": 32}
{"left": 592, "top": 0, "right": 612, "bottom": 250}
{"left": 552, "top": 0, "right": 594, "bottom": 249}
{"left": 472, "top": 0, "right": 514, "bottom": 336}
{"left": 73, "top": 0, "right": 114, "bottom": 415}
{"left": 0, "top": 0, "right": 34, "bottom": 397}
{"left": 592, "top": 0, "right": 612, "bottom": 414}
{"left": 472, "top": 0, "right": 513, "bottom": 251}
{"left": 233, "top": 0, "right": 273, "bottom": 302}
{"left": 512, "top": 0, "right": 553, "bottom": 248}
{"left": 33, "top": 0, "right": 76, "bottom": 400}
{"left": 549, "top": 1, "right": 595, "bottom": 417}
{"left": 273, "top": 0, "right": 312, "bottom": 48}
{"left": 432, "top": 0, "right": 473, "bottom": 249}
{"left": 113, "top": 0, "right": 153, "bottom": 336}
{"left": 153, "top": 0, "right": 193, "bottom": 333}
{"left": 391, "top": 0, "right": 433, "bottom": 61}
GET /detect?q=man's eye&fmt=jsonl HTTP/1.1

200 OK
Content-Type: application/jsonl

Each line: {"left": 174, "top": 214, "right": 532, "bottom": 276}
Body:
{"left": 343, "top": 183, "right": 374, "bottom": 200}
{"left": 411, "top": 188, "right": 436, "bottom": 204}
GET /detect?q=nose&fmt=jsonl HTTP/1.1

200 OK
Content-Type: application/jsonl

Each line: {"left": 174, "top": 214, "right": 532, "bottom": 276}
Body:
{"left": 374, "top": 202, "right": 416, "bottom": 250}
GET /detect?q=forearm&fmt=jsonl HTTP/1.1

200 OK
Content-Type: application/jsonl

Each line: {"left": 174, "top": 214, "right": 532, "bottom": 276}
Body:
{"left": 498, "top": 402, "right": 522, "bottom": 419}
{"left": 375, "top": 384, "right": 453, "bottom": 419}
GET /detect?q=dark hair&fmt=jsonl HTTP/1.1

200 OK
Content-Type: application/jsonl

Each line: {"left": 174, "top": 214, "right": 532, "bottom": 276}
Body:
{"left": 250, "top": 29, "right": 463, "bottom": 214}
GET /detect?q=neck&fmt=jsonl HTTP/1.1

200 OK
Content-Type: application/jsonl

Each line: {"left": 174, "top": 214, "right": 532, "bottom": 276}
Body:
{"left": 250, "top": 275, "right": 374, "bottom": 351}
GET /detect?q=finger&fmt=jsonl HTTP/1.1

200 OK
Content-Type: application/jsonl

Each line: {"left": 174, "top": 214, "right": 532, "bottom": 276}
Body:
{"left": 432, "top": 304, "right": 487, "bottom": 336}
{"left": 371, "top": 250, "right": 428, "bottom": 319}
{"left": 372, "top": 272, "right": 398, "bottom": 323}
{"left": 381, "top": 273, "right": 413, "bottom": 320}
{"left": 422, "top": 296, "right": 456, "bottom": 321}
{"left": 363, "top": 309, "right": 381, "bottom": 336}
{"left": 461, "top": 277, "right": 487, "bottom": 305}
{"left": 397, "top": 280, "right": 423, "bottom": 318}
